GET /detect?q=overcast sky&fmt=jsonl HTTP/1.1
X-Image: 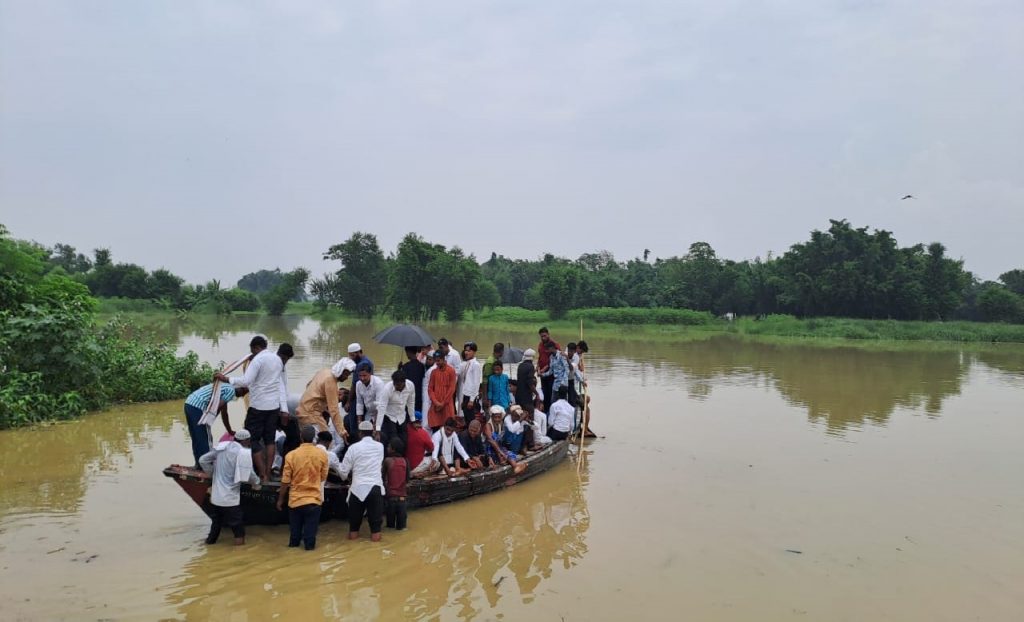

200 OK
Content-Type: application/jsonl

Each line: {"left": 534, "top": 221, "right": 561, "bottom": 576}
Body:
{"left": 2, "top": 1, "right": 1021, "bottom": 284}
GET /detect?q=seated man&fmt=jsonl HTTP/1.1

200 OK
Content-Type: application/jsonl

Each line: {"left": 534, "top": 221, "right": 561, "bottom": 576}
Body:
{"left": 548, "top": 387, "right": 574, "bottom": 441}
{"left": 431, "top": 417, "right": 471, "bottom": 477}
{"left": 486, "top": 406, "right": 527, "bottom": 475}
{"left": 458, "top": 419, "right": 491, "bottom": 470}
{"left": 524, "top": 402, "right": 551, "bottom": 449}
{"left": 406, "top": 411, "right": 437, "bottom": 478}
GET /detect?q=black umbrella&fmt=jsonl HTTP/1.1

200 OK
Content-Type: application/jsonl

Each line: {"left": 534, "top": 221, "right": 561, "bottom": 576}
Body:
{"left": 500, "top": 346, "right": 525, "bottom": 364}
{"left": 372, "top": 324, "right": 435, "bottom": 348}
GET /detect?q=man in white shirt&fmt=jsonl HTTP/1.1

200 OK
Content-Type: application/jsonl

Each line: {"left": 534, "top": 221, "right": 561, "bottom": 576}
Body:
{"left": 422, "top": 352, "right": 436, "bottom": 416}
{"left": 315, "top": 430, "right": 345, "bottom": 496}
{"left": 375, "top": 368, "right": 415, "bottom": 451}
{"left": 438, "top": 338, "right": 462, "bottom": 375}
{"left": 340, "top": 420, "right": 385, "bottom": 542}
{"left": 198, "top": 428, "right": 260, "bottom": 545}
{"left": 216, "top": 336, "right": 293, "bottom": 480}
{"left": 458, "top": 342, "right": 482, "bottom": 417}
{"left": 548, "top": 386, "right": 574, "bottom": 441}
{"left": 431, "top": 417, "right": 471, "bottom": 477}
{"left": 355, "top": 366, "right": 385, "bottom": 426}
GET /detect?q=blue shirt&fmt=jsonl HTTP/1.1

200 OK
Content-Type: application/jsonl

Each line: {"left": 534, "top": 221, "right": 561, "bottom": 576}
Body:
{"left": 185, "top": 383, "right": 237, "bottom": 410}
{"left": 487, "top": 373, "right": 510, "bottom": 409}
{"left": 550, "top": 353, "right": 569, "bottom": 394}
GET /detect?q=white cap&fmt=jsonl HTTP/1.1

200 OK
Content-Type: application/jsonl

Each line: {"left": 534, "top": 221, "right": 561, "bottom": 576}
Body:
{"left": 489, "top": 405, "right": 506, "bottom": 415}
{"left": 331, "top": 357, "right": 356, "bottom": 377}
{"left": 233, "top": 429, "right": 251, "bottom": 441}
{"left": 522, "top": 348, "right": 536, "bottom": 361}
{"left": 358, "top": 420, "right": 374, "bottom": 432}
{"left": 347, "top": 343, "right": 362, "bottom": 354}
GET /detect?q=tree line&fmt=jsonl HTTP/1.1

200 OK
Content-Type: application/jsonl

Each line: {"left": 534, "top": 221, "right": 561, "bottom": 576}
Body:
{"left": 40, "top": 244, "right": 308, "bottom": 315}
{"left": 311, "top": 220, "right": 1024, "bottom": 323}
{"left": 11, "top": 220, "right": 1024, "bottom": 323}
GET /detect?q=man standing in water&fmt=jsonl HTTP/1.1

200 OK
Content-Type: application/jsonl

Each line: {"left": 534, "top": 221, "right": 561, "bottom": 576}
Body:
{"left": 217, "top": 337, "right": 293, "bottom": 480}
{"left": 340, "top": 420, "right": 386, "bottom": 542}
{"left": 536, "top": 327, "right": 560, "bottom": 412}
{"left": 276, "top": 425, "right": 328, "bottom": 550}
{"left": 199, "top": 429, "right": 260, "bottom": 545}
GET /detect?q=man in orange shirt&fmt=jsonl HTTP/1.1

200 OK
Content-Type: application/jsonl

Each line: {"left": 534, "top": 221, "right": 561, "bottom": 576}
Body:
{"left": 276, "top": 425, "right": 328, "bottom": 550}
{"left": 427, "top": 350, "right": 456, "bottom": 431}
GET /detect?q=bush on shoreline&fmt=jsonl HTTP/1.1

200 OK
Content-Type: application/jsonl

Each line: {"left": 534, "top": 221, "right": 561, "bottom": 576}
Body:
{"left": 1, "top": 226, "right": 214, "bottom": 429}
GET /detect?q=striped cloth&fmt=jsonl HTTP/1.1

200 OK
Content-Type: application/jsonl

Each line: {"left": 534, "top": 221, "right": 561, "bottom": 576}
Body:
{"left": 185, "top": 383, "right": 237, "bottom": 410}
{"left": 198, "top": 355, "right": 251, "bottom": 426}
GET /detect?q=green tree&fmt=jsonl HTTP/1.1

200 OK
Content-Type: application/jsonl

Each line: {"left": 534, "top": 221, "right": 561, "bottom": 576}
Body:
{"left": 538, "top": 264, "right": 583, "bottom": 319}
{"left": 977, "top": 285, "right": 1024, "bottom": 323}
{"left": 999, "top": 269, "right": 1024, "bottom": 296}
{"left": 317, "top": 232, "right": 387, "bottom": 317}
{"left": 237, "top": 269, "right": 285, "bottom": 295}
{"left": 262, "top": 269, "right": 310, "bottom": 316}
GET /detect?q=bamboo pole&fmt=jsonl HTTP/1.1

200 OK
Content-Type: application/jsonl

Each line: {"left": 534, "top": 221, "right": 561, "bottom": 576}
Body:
{"left": 577, "top": 319, "right": 587, "bottom": 471}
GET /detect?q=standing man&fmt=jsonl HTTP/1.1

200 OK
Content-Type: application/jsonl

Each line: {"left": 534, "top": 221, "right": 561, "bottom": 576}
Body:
{"left": 427, "top": 350, "right": 457, "bottom": 431}
{"left": 199, "top": 429, "right": 260, "bottom": 545}
{"left": 344, "top": 343, "right": 373, "bottom": 437}
{"left": 401, "top": 346, "right": 426, "bottom": 413}
{"left": 340, "top": 420, "right": 385, "bottom": 542}
{"left": 296, "top": 359, "right": 354, "bottom": 439}
{"left": 422, "top": 351, "right": 436, "bottom": 418}
{"left": 459, "top": 342, "right": 482, "bottom": 418}
{"left": 375, "top": 368, "right": 415, "bottom": 450}
{"left": 536, "top": 327, "right": 561, "bottom": 412}
{"left": 276, "top": 425, "right": 328, "bottom": 551}
{"left": 355, "top": 364, "right": 385, "bottom": 428}
{"left": 546, "top": 341, "right": 570, "bottom": 402}
{"left": 184, "top": 382, "right": 248, "bottom": 465}
{"left": 515, "top": 348, "right": 536, "bottom": 409}
{"left": 216, "top": 337, "right": 293, "bottom": 480}
{"left": 438, "top": 338, "right": 462, "bottom": 375}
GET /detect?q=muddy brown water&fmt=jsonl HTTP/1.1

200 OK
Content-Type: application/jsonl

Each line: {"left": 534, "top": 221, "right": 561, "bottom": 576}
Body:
{"left": 1, "top": 316, "right": 1023, "bottom": 620}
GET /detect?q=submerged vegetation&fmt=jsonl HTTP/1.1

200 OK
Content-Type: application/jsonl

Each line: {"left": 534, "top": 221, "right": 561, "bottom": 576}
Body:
{"left": 0, "top": 225, "right": 213, "bottom": 429}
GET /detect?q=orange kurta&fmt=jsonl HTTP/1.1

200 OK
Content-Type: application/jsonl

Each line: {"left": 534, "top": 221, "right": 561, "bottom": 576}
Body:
{"left": 427, "top": 364, "right": 457, "bottom": 428}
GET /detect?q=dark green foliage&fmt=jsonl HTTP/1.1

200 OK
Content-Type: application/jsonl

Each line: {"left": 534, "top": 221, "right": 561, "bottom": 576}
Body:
{"left": 262, "top": 269, "right": 310, "bottom": 316}
{"left": 999, "top": 269, "right": 1024, "bottom": 296}
{"left": 312, "top": 232, "right": 387, "bottom": 317}
{"left": 977, "top": 286, "right": 1024, "bottom": 323}
{"left": 237, "top": 269, "right": 286, "bottom": 295}
{"left": 383, "top": 234, "right": 493, "bottom": 321}
{"left": 0, "top": 224, "right": 214, "bottom": 429}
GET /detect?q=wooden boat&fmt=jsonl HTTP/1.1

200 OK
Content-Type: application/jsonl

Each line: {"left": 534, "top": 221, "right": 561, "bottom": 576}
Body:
{"left": 163, "top": 440, "right": 570, "bottom": 525}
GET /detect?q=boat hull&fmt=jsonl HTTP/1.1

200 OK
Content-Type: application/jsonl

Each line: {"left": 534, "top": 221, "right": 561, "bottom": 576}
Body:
{"left": 163, "top": 440, "right": 570, "bottom": 525}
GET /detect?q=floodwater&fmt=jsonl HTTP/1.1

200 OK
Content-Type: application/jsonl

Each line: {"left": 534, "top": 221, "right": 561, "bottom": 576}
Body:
{"left": 2, "top": 315, "right": 1023, "bottom": 621}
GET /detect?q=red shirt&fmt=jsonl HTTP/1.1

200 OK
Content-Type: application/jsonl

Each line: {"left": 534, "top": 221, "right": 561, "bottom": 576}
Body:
{"left": 405, "top": 425, "right": 434, "bottom": 470}
{"left": 537, "top": 338, "right": 561, "bottom": 371}
{"left": 385, "top": 457, "right": 408, "bottom": 498}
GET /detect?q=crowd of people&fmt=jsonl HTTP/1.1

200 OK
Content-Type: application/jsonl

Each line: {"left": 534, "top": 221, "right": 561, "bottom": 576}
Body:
{"left": 185, "top": 327, "right": 592, "bottom": 550}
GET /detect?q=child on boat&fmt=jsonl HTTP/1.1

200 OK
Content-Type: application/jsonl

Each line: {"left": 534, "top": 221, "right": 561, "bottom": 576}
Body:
{"left": 486, "top": 362, "right": 511, "bottom": 411}
{"left": 383, "top": 438, "right": 409, "bottom": 530}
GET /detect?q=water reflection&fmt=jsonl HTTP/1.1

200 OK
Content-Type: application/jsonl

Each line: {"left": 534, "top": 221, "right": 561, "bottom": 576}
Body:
{"left": 165, "top": 463, "right": 590, "bottom": 621}
{"left": 587, "top": 336, "right": 969, "bottom": 435}
{"left": 0, "top": 403, "right": 174, "bottom": 517}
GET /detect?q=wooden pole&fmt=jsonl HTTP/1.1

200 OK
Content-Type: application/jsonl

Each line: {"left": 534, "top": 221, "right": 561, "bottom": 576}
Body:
{"left": 577, "top": 319, "right": 587, "bottom": 471}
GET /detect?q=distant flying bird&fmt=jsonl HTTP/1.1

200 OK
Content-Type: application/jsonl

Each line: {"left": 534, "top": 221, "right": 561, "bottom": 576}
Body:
{"left": 643, "top": 248, "right": 651, "bottom": 261}
{"left": 901, "top": 194, "right": 915, "bottom": 200}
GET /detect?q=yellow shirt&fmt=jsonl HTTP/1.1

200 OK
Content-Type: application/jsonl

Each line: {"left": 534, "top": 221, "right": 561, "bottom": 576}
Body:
{"left": 281, "top": 443, "right": 328, "bottom": 508}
